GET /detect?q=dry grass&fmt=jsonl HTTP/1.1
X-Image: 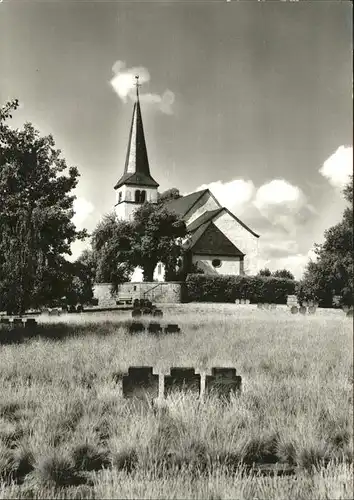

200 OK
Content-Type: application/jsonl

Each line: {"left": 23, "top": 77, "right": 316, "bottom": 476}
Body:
{"left": 0, "top": 304, "right": 352, "bottom": 499}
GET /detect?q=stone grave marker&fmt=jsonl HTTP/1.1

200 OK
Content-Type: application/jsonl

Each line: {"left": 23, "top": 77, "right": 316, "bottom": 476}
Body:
{"left": 0, "top": 317, "right": 10, "bottom": 324}
{"left": 148, "top": 322, "right": 162, "bottom": 334}
{"left": 205, "top": 367, "right": 242, "bottom": 400}
{"left": 25, "top": 318, "right": 37, "bottom": 328}
{"left": 164, "top": 324, "right": 181, "bottom": 334}
{"left": 12, "top": 318, "right": 24, "bottom": 326}
{"left": 122, "top": 366, "right": 159, "bottom": 401}
{"left": 308, "top": 306, "right": 316, "bottom": 315}
{"left": 153, "top": 309, "right": 163, "bottom": 318}
{"left": 132, "top": 309, "right": 142, "bottom": 318}
{"left": 347, "top": 309, "right": 353, "bottom": 317}
{"left": 128, "top": 322, "right": 145, "bottom": 334}
{"left": 299, "top": 306, "right": 307, "bottom": 315}
{"left": 164, "top": 368, "right": 201, "bottom": 396}
{"left": 290, "top": 306, "right": 298, "bottom": 314}
{"left": 235, "top": 299, "right": 240, "bottom": 305}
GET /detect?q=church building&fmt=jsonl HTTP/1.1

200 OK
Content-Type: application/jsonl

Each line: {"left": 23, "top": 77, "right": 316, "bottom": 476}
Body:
{"left": 114, "top": 77, "right": 260, "bottom": 281}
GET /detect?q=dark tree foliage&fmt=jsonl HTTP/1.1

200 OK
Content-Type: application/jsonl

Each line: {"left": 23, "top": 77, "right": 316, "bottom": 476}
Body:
{"left": 272, "top": 269, "right": 295, "bottom": 280}
{"left": 91, "top": 203, "right": 187, "bottom": 288}
{"left": 297, "top": 175, "right": 353, "bottom": 307}
{"left": 0, "top": 100, "right": 88, "bottom": 313}
{"left": 157, "top": 187, "right": 181, "bottom": 203}
{"left": 258, "top": 268, "right": 272, "bottom": 277}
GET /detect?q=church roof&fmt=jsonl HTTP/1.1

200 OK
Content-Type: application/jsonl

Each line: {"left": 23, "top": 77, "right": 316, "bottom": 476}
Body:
{"left": 114, "top": 79, "right": 159, "bottom": 190}
{"left": 187, "top": 208, "right": 224, "bottom": 232}
{"left": 190, "top": 221, "right": 245, "bottom": 257}
{"left": 163, "top": 189, "right": 208, "bottom": 217}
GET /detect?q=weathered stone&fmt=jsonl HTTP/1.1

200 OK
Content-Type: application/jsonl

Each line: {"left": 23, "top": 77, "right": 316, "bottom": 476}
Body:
{"left": 205, "top": 367, "right": 242, "bottom": 399}
{"left": 132, "top": 309, "right": 142, "bottom": 318}
{"left": 76, "top": 304, "right": 84, "bottom": 313}
{"left": 164, "top": 324, "right": 181, "bottom": 334}
{"left": 257, "top": 303, "right": 263, "bottom": 309}
{"left": 263, "top": 303, "right": 270, "bottom": 310}
{"left": 148, "top": 322, "right": 162, "bottom": 334}
{"left": 153, "top": 309, "right": 163, "bottom": 317}
{"left": 290, "top": 306, "right": 298, "bottom": 314}
{"left": 270, "top": 304, "right": 276, "bottom": 309}
{"left": 308, "top": 306, "right": 316, "bottom": 314}
{"left": 299, "top": 306, "right": 307, "bottom": 315}
{"left": 12, "top": 318, "right": 24, "bottom": 326}
{"left": 0, "top": 317, "right": 10, "bottom": 324}
{"left": 25, "top": 318, "right": 37, "bottom": 328}
{"left": 128, "top": 322, "right": 145, "bottom": 334}
{"left": 347, "top": 309, "right": 353, "bottom": 317}
{"left": 164, "top": 368, "right": 201, "bottom": 395}
{"left": 245, "top": 299, "right": 250, "bottom": 305}
{"left": 342, "top": 305, "right": 350, "bottom": 313}
{"left": 122, "top": 366, "right": 159, "bottom": 400}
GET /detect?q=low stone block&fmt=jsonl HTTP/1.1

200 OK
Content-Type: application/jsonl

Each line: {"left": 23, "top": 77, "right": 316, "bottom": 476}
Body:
{"left": 342, "top": 305, "right": 350, "bottom": 313}
{"left": 308, "top": 306, "right": 316, "bottom": 315}
{"left": 164, "top": 368, "right": 201, "bottom": 396}
{"left": 235, "top": 299, "right": 240, "bottom": 305}
{"left": 76, "top": 304, "right": 84, "bottom": 313}
{"left": 270, "top": 304, "right": 276, "bottom": 309}
{"left": 122, "top": 366, "right": 159, "bottom": 400}
{"left": 347, "top": 309, "right": 353, "bottom": 317}
{"left": 128, "top": 322, "right": 145, "bottom": 334}
{"left": 299, "top": 306, "right": 307, "bottom": 315}
{"left": 142, "top": 308, "right": 152, "bottom": 316}
{"left": 0, "top": 317, "right": 10, "bottom": 324}
{"left": 245, "top": 299, "right": 250, "bottom": 305}
{"left": 263, "top": 303, "right": 270, "bottom": 310}
{"left": 133, "top": 299, "right": 140, "bottom": 308}
{"left": 25, "top": 318, "right": 37, "bottom": 328}
{"left": 164, "top": 324, "right": 181, "bottom": 334}
{"left": 290, "top": 306, "right": 298, "bottom": 314}
{"left": 49, "top": 308, "right": 61, "bottom": 316}
{"left": 148, "top": 322, "right": 162, "bottom": 334}
{"left": 153, "top": 309, "right": 163, "bottom": 317}
{"left": 132, "top": 309, "right": 142, "bottom": 318}
{"left": 257, "top": 303, "right": 263, "bottom": 309}
{"left": 12, "top": 318, "right": 24, "bottom": 326}
{"left": 205, "top": 367, "right": 242, "bottom": 399}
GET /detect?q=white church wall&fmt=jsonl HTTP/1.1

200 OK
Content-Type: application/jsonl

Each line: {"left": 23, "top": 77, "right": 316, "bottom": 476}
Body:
{"left": 192, "top": 254, "right": 242, "bottom": 275}
{"left": 213, "top": 211, "right": 259, "bottom": 275}
{"left": 184, "top": 191, "right": 221, "bottom": 225}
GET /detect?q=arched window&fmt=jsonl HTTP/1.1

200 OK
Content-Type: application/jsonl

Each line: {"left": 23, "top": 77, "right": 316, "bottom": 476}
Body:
{"left": 140, "top": 190, "right": 146, "bottom": 203}
{"left": 118, "top": 192, "right": 122, "bottom": 203}
{"left": 135, "top": 190, "right": 141, "bottom": 203}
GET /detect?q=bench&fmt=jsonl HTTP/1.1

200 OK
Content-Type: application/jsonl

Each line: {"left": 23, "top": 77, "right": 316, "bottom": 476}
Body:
{"left": 116, "top": 295, "right": 133, "bottom": 305}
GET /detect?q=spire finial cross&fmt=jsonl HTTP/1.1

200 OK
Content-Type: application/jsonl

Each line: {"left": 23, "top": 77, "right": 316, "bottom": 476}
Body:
{"left": 134, "top": 75, "right": 141, "bottom": 100}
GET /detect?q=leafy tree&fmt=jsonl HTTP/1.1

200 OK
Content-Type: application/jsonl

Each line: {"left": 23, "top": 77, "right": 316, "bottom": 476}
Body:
{"left": 157, "top": 187, "right": 181, "bottom": 202}
{"left": 298, "top": 175, "right": 353, "bottom": 307}
{"left": 91, "top": 213, "right": 135, "bottom": 291}
{"left": 91, "top": 203, "right": 187, "bottom": 288}
{"left": 272, "top": 269, "right": 295, "bottom": 280}
{"left": 258, "top": 268, "right": 272, "bottom": 277}
{"left": 0, "top": 100, "right": 87, "bottom": 314}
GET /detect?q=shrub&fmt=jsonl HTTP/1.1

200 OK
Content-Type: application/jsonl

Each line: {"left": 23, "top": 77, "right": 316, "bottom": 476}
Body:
{"left": 185, "top": 274, "right": 296, "bottom": 304}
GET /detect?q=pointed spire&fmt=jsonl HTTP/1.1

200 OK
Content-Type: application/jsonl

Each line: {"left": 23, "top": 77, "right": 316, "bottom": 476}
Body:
{"left": 114, "top": 75, "right": 159, "bottom": 190}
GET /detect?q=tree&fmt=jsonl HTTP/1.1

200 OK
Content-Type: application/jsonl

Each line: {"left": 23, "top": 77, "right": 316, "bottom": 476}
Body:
{"left": 258, "top": 268, "right": 272, "bottom": 277}
{"left": 91, "top": 213, "right": 135, "bottom": 291}
{"left": 157, "top": 187, "right": 181, "bottom": 203}
{"left": 272, "top": 269, "right": 295, "bottom": 280}
{"left": 298, "top": 175, "right": 353, "bottom": 307}
{"left": 0, "top": 100, "right": 88, "bottom": 314}
{"left": 91, "top": 203, "right": 187, "bottom": 288}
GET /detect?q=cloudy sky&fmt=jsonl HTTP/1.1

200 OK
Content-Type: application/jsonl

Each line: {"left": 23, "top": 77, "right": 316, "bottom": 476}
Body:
{"left": 1, "top": 0, "right": 352, "bottom": 278}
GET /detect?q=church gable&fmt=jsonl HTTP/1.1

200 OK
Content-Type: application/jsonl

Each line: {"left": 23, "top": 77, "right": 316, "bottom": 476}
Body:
{"left": 191, "top": 222, "right": 244, "bottom": 257}
{"left": 184, "top": 189, "right": 222, "bottom": 225}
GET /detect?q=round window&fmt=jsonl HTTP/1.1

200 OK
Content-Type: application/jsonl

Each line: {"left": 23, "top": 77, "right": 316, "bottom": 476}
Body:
{"left": 212, "top": 258, "right": 222, "bottom": 268}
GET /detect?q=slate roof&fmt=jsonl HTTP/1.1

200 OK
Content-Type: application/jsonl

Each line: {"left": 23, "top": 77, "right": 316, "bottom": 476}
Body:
{"left": 114, "top": 94, "right": 159, "bottom": 190}
{"left": 163, "top": 189, "right": 208, "bottom": 217}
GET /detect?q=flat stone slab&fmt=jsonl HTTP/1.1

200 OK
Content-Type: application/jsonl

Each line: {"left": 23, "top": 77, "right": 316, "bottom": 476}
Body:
{"left": 205, "top": 367, "right": 242, "bottom": 399}
{"left": 164, "top": 367, "right": 201, "bottom": 395}
{"left": 122, "top": 366, "right": 159, "bottom": 401}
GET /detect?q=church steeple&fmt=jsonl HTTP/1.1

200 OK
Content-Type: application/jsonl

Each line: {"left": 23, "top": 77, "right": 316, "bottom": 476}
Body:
{"left": 114, "top": 76, "right": 159, "bottom": 190}
{"left": 114, "top": 76, "right": 159, "bottom": 221}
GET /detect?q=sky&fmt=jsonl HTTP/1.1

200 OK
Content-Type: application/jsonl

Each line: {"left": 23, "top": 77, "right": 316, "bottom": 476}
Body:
{"left": 0, "top": 0, "right": 352, "bottom": 279}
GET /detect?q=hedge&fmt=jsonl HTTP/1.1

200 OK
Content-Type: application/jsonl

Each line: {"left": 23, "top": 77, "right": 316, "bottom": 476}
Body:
{"left": 185, "top": 274, "right": 297, "bottom": 304}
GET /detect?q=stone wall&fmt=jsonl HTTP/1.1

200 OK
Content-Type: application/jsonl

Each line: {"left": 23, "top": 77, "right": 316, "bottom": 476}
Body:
{"left": 93, "top": 282, "right": 185, "bottom": 305}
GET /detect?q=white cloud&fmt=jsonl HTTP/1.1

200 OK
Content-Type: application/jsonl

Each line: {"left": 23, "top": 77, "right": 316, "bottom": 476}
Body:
{"left": 254, "top": 179, "right": 304, "bottom": 211}
{"left": 72, "top": 197, "right": 94, "bottom": 229}
{"left": 110, "top": 60, "right": 175, "bottom": 114}
{"left": 319, "top": 145, "right": 353, "bottom": 189}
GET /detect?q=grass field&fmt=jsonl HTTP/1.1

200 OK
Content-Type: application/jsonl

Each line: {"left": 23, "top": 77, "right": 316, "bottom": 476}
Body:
{"left": 0, "top": 304, "right": 353, "bottom": 499}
